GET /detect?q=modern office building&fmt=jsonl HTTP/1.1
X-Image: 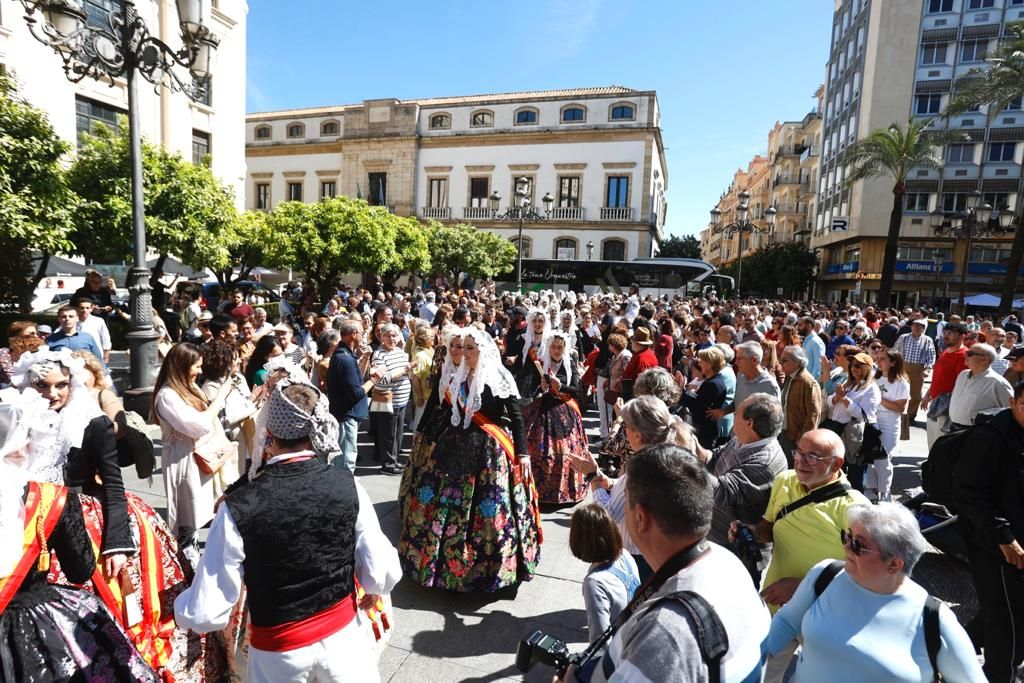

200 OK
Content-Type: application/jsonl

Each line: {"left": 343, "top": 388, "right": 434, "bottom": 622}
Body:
{"left": 812, "top": 0, "right": 1024, "bottom": 305}
{"left": 0, "top": 0, "right": 248, "bottom": 208}
{"left": 245, "top": 86, "right": 669, "bottom": 262}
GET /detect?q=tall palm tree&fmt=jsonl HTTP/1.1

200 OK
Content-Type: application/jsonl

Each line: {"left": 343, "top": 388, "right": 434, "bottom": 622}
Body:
{"left": 844, "top": 119, "right": 947, "bottom": 308}
{"left": 946, "top": 21, "right": 1024, "bottom": 316}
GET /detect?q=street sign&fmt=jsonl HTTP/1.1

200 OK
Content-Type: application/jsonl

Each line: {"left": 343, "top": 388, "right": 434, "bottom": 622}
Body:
{"left": 832, "top": 216, "right": 849, "bottom": 231}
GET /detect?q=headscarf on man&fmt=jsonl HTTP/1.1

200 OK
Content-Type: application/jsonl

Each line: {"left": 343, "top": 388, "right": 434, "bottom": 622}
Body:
{"left": 248, "top": 376, "right": 340, "bottom": 480}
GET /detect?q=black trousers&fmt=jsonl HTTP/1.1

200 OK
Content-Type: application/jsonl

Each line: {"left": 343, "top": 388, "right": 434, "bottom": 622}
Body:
{"left": 370, "top": 406, "right": 406, "bottom": 468}
{"left": 965, "top": 542, "right": 1024, "bottom": 683}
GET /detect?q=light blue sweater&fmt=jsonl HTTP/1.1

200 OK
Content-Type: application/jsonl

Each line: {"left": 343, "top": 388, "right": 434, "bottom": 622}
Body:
{"left": 766, "top": 560, "right": 985, "bottom": 683}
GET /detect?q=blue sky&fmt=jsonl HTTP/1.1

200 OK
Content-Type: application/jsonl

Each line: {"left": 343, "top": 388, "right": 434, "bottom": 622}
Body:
{"left": 246, "top": 0, "right": 834, "bottom": 237}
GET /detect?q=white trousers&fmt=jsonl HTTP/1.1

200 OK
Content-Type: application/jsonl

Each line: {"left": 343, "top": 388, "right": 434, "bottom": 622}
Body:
{"left": 926, "top": 415, "right": 948, "bottom": 449}
{"left": 865, "top": 455, "right": 895, "bottom": 502}
{"left": 596, "top": 379, "right": 610, "bottom": 439}
{"left": 247, "top": 622, "right": 380, "bottom": 683}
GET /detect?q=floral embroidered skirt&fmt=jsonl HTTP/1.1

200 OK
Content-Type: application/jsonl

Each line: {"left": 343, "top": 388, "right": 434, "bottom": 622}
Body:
{"left": 0, "top": 579, "right": 159, "bottom": 683}
{"left": 48, "top": 491, "right": 229, "bottom": 682}
{"left": 522, "top": 399, "right": 588, "bottom": 504}
{"left": 398, "top": 426, "right": 541, "bottom": 592}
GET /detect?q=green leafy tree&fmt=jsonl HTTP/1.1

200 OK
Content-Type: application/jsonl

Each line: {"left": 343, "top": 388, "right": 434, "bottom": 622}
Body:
{"left": 657, "top": 234, "right": 702, "bottom": 259}
{"left": 843, "top": 119, "right": 948, "bottom": 307}
{"left": 426, "top": 222, "right": 516, "bottom": 283}
{"left": 267, "top": 197, "right": 407, "bottom": 302}
{"left": 946, "top": 21, "right": 1024, "bottom": 315}
{"left": 214, "top": 210, "right": 281, "bottom": 289}
{"left": 0, "top": 75, "right": 75, "bottom": 312}
{"left": 66, "top": 122, "right": 235, "bottom": 274}
{"left": 745, "top": 242, "right": 818, "bottom": 298}
{"left": 390, "top": 214, "right": 432, "bottom": 275}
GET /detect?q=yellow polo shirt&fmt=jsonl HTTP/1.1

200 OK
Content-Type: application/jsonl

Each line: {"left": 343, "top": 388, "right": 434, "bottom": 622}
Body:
{"left": 761, "top": 471, "right": 869, "bottom": 612}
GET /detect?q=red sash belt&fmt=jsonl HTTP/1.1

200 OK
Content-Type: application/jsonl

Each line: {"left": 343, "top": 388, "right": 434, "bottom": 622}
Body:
{"left": 250, "top": 593, "right": 357, "bottom": 652}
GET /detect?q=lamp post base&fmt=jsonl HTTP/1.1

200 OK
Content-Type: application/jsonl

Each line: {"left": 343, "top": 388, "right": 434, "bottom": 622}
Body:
{"left": 125, "top": 266, "right": 160, "bottom": 418}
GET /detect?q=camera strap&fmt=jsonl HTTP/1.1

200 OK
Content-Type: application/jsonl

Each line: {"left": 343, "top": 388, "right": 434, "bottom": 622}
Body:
{"left": 573, "top": 540, "right": 711, "bottom": 673}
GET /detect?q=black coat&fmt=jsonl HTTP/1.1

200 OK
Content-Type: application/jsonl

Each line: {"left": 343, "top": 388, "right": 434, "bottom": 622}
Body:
{"left": 533, "top": 359, "right": 582, "bottom": 410}
{"left": 682, "top": 373, "right": 728, "bottom": 448}
{"left": 65, "top": 415, "right": 135, "bottom": 556}
{"left": 954, "top": 408, "right": 1024, "bottom": 558}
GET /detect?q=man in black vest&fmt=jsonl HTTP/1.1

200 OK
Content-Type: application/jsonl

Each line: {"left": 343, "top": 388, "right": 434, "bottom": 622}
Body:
{"left": 175, "top": 381, "right": 401, "bottom": 682}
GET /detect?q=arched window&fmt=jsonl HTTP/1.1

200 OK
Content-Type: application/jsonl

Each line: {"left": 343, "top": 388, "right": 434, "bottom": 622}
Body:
{"left": 514, "top": 107, "right": 539, "bottom": 125}
{"left": 429, "top": 113, "right": 451, "bottom": 130}
{"left": 602, "top": 239, "right": 627, "bottom": 261}
{"left": 320, "top": 120, "right": 339, "bottom": 136}
{"left": 561, "top": 105, "right": 586, "bottom": 123}
{"left": 554, "top": 238, "right": 578, "bottom": 260}
{"left": 286, "top": 122, "right": 305, "bottom": 138}
{"left": 609, "top": 103, "right": 636, "bottom": 121}
{"left": 254, "top": 125, "right": 272, "bottom": 140}
{"left": 470, "top": 110, "right": 493, "bottom": 127}
{"left": 511, "top": 237, "right": 532, "bottom": 258}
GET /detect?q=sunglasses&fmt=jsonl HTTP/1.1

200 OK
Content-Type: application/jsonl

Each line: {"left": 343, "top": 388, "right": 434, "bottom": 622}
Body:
{"left": 840, "top": 529, "right": 881, "bottom": 556}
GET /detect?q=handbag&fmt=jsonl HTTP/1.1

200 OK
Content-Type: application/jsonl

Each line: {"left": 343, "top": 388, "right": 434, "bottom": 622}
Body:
{"left": 370, "top": 388, "right": 393, "bottom": 413}
{"left": 193, "top": 416, "right": 237, "bottom": 475}
{"left": 858, "top": 422, "right": 887, "bottom": 462}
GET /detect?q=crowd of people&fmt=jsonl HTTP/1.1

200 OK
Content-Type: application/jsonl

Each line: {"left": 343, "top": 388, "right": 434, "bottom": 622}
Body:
{"left": 2, "top": 269, "right": 1024, "bottom": 682}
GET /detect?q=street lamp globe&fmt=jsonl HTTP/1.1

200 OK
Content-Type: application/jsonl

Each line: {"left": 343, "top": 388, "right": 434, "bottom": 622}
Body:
{"left": 514, "top": 177, "right": 530, "bottom": 197}
{"left": 175, "top": 0, "right": 209, "bottom": 39}
{"left": 764, "top": 205, "right": 777, "bottom": 228}
{"left": 966, "top": 190, "right": 982, "bottom": 211}
{"left": 929, "top": 209, "right": 945, "bottom": 230}
{"left": 36, "top": 0, "right": 86, "bottom": 43}
{"left": 488, "top": 190, "right": 501, "bottom": 212}
{"left": 188, "top": 34, "right": 218, "bottom": 80}
{"left": 736, "top": 202, "right": 749, "bottom": 223}
{"left": 738, "top": 190, "right": 751, "bottom": 204}
{"left": 999, "top": 208, "right": 1016, "bottom": 229}
{"left": 977, "top": 202, "right": 993, "bottom": 225}
{"left": 541, "top": 192, "right": 554, "bottom": 213}
{"left": 709, "top": 206, "right": 721, "bottom": 228}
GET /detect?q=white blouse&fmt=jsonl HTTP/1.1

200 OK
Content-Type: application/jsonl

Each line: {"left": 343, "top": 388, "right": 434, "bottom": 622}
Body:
{"left": 826, "top": 382, "right": 881, "bottom": 424}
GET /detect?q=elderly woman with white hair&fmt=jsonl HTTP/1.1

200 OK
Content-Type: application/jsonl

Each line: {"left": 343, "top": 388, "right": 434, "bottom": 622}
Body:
{"left": 766, "top": 503, "right": 985, "bottom": 682}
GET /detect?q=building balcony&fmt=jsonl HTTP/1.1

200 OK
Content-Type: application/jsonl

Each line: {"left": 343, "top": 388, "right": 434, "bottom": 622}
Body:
{"left": 798, "top": 181, "right": 815, "bottom": 199}
{"left": 774, "top": 174, "right": 801, "bottom": 186}
{"left": 774, "top": 203, "right": 803, "bottom": 216}
{"left": 549, "top": 206, "right": 584, "bottom": 221}
{"left": 776, "top": 144, "right": 807, "bottom": 157}
{"left": 799, "top": 145, "right": 820, "bottom": 165}
{"left": 463, "top": 206, "right": 493, "bottom": 220}
{"left": 421, "top": 206, "right": 451, "bottom": 220}
{"left": 600, "top": 207, "right": 633, "bottom": 221}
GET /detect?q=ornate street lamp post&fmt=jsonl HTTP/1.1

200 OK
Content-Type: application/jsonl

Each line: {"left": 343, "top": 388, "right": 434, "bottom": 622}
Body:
{"left": 586, "top": 240, "right": 594, "bottom": 261}
{"left": 489, "top": 177, "right": 553, "bottom": 293}
{"left": 20, "top": 0, "right": 219, "bottom": 407}
{"left": 709, "top": 191, "right": 777, "bottom": 298}
{"left": 931, "top": 248, "right": 944, "bottom": 310}
{"left": 930, "top": 190, "right": 1015, "bottom": 316}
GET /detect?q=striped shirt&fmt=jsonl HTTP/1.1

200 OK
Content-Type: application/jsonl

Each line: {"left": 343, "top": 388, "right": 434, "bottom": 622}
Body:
{"left": 370, "top": 347, "right": 412, "bottom": 407}
{"left": 895, "top": 332, "right": 936, "bottom": 367}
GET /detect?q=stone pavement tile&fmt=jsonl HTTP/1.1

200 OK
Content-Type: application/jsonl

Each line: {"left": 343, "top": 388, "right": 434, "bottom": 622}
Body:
{"left": 387, "top": 574, "right": 588, "bottom": 678}
{"left": 385, "top": 652, "right": 521, "bottom": 683}
{"left": 378, "top": 645, "right": 412, "bottom": 681}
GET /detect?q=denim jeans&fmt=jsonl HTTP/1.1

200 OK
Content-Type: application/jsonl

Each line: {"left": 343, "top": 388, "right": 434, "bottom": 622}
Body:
{"left": 335, "top": 416, "right": 360, "bottom": 473}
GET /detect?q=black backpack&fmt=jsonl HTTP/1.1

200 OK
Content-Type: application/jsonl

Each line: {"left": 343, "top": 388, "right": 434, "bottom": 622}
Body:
{"left": 814, "top": 561, "right": 943, "bottom": 682}
{"left": 921, "top": 423, "right": 1003, "bottom": 512}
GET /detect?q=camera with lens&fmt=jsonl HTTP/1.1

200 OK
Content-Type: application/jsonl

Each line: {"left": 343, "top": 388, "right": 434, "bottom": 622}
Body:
{"left": 516, "top": 630, "right": 574, "bottom": 673}
{"left": 730, "top": 524, "right": 765, "bottom": 587}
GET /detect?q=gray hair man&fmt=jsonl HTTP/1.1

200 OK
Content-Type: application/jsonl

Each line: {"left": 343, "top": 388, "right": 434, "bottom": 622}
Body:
{"left": 709, "top": 341, "right": 780, "bottom": 430}
{"left": 948, "top": 342, "right": 1013, "bottom": 430}
{"left": 689, "top": 393, "right": 788, "bottom": 548}
{"left": 777, "top": 345, "right": 822, "bottom": 466}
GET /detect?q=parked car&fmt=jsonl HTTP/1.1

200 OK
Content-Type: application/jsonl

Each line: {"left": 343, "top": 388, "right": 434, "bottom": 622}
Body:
{"left": 176, "top": 279, "right": 280, "bottom": 312}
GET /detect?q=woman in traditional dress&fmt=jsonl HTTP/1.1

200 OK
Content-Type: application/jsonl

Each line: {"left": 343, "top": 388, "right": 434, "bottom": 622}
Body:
{"left": 399, "top": 328, "right": 541, "bottom": 592}
{"left": 13, "top": 348, "right": 228, "bottom": 680}
{"left": 0, "top": 398, "right": 159, "bottom": 683}
{"left": 515, "top": 310, "right": 549, "bottom": 399}
{"left": 522, "top": 331, "right": 588, "bottom": 504}
{"left": 398, "top": 327, "right": 465, "bottom": 541}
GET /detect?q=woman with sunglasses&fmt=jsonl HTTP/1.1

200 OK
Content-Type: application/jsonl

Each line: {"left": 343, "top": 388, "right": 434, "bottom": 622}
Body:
{"left": 766, "top": 503, "right": 984, "bottom": 682}
{"left": 824, "top": 351, "right": 880, "bottom": 491}
{"left": 872, "top": 349, "right": 910, "bottom": 501}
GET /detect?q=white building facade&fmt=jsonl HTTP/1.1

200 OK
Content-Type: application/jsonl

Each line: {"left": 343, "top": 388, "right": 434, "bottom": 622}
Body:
{"left": 0, "top": 0, "right": 248, "bottom": 208}
{"left": 245, "top": 86, "right": 668, "bottom": 262}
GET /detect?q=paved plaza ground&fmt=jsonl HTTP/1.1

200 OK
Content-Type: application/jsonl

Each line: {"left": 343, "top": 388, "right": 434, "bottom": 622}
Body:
{"left": 113, "top": 352, "right": 974, "bottom": 682}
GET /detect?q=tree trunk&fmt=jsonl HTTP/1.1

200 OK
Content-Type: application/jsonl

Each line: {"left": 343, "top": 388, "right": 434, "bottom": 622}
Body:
{"left": 877, "top": 186, "right": 904, "bottom": 309}
{"left": 998, "top": 226, "right": 1024, "bottom": 316}
{"left": 24, "top": 254, "right": 51, "bottom": 313}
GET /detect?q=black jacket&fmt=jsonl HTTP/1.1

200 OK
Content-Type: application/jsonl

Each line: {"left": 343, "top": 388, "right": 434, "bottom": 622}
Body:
{"left": 682, "top": 373, "right": 728, "bottom": 449}
{"left": 533, "top": 359, "right": 582, "bottom": 409}
{"left": 954, "top": 408, "right": 1024, "bottom": 557}
{"left": 66, "top": 415, "right": 135, "bottom": 556}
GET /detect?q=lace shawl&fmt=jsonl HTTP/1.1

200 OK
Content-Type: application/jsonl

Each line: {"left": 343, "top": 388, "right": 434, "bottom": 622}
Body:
{"left": 450, "top": 328, "right": 519, "bottom": 428}
{"left": 438, "top": 327, "right": 468, "bottom": 405}
{"left": 541, "top": 330, "right": 576, "bottom": 375}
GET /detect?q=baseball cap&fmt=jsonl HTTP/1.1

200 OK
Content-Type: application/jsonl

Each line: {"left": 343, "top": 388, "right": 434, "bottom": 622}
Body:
{"left": 1006, "top": 346, "right": 1024, "bottom": 361}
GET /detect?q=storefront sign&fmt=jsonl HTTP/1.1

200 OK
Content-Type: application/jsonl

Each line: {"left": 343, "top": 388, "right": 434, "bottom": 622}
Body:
{"left": 826, "top": 260, "right": 859, "bottom": 274}
{"left": 895, "top": 260, "right": 955, "bottom": 274}
{"left": 967, "top": 262, "right": 1024, "bottom": 275}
